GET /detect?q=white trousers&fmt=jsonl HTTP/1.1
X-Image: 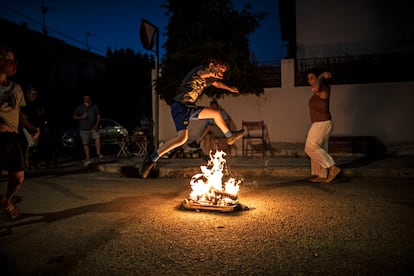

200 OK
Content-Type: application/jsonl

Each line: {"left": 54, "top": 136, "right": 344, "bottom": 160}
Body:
{"left": 304, "top": 120, "right": 335, "bottom": 178}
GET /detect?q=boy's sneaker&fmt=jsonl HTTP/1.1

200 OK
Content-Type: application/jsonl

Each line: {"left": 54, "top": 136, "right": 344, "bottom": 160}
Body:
{"left": 141, "top": 155, "right": 156, "bottom": 179}
{"left": 97, "top": 154, "right": 104, "bottom": 159}
{"left": 227, "top": 129, "right": 246, "bottom": 145}
{"left": 188, "top": 141, "right": 200, "bottom": 148}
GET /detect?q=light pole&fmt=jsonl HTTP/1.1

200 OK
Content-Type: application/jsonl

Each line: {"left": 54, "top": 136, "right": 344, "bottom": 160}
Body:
{"left": 41, "top": 0, "right": 48, "bottom": 35}
{"left": 140, "top": 19, "right": 159, "bottom": 150}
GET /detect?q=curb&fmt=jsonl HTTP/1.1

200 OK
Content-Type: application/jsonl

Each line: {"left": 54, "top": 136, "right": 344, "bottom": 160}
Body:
{"left": 96, "top": 162, "right": 414, "bottom": 179}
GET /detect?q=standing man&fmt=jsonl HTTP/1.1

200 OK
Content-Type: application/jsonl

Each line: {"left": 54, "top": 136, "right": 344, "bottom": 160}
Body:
{"left": 73, "top": 95, "right": 103, "bottom": 165}
{"left": 0, "top": 45, "right": 39, "bottom": 226}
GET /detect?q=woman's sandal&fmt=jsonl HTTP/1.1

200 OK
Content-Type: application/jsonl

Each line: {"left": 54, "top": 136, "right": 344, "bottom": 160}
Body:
{"left": 4, "top": 206, "right": 21, "bottom": 222}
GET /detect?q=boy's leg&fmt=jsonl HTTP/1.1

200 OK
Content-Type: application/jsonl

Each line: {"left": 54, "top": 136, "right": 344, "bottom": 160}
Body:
{"left": 198, "top": 108, "right": 229, "bottom": 133}
{"left": 198, "top": 108, "right": 245, "bottom": 145}
{"left": 141, "top": 129, "right": 188, "bottom": 179}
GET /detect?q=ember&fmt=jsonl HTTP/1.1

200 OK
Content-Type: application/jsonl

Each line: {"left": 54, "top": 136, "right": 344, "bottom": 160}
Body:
{"left": 182, "top": 150, "right": 243, "bottom": 212}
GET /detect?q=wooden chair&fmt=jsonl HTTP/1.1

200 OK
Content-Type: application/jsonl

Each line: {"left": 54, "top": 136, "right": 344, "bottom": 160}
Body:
{"left": 242, "top": 120, "right": 275, "bottom": 157}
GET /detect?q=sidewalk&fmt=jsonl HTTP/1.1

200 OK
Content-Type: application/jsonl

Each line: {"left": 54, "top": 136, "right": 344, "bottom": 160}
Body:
{"left": 96, "top": 154, "right": 414, "bottom": 179}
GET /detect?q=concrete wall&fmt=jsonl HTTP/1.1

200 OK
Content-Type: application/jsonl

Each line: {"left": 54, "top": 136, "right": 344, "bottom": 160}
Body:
{"left": 157, "top": 59, "right": 414, "bottom": 156}
{"left": 156, "top": 0, "right": 414, "bottom": 156}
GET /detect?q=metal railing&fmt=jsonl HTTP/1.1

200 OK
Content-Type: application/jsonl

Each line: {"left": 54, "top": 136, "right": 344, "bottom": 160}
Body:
{"left": 294, "top": 53, "right": 414, "bottom": 86}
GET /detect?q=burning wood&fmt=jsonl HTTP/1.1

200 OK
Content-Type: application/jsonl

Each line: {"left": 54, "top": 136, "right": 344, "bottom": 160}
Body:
{"left": 182, "top": 150, "right": 243, "bottom": 212}
{"left": 213, "top": 189, "right": 238, "bottom": 200}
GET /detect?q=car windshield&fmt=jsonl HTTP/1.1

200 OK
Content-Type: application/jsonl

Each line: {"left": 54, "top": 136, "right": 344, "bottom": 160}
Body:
{"left": 100, "top": 119, "right": 116, "bottom": 128}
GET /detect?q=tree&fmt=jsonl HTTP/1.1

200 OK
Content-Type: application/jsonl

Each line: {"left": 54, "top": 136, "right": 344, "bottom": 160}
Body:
{"left": 158, "top": 0, "right": 268, "bottom": 104}
{"left": 97, "top": 48, "right": 154, "bottom": 131}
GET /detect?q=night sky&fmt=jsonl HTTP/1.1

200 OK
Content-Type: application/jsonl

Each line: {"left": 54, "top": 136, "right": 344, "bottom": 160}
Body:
{"left": 1, "top": 0, "right": 286, "bottom": 63}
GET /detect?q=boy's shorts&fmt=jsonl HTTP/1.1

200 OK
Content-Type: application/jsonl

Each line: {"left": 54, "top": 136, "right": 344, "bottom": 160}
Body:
{"left": 171, "top": 102, "right": 203, "bottom": 131}
{"left": 0, "top": 132, "right": 25, "bottom": 172}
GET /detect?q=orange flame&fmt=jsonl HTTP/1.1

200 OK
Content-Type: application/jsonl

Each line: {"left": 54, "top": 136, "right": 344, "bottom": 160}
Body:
{"left": 189, "top": 150, "right": 241, "bottom": 206}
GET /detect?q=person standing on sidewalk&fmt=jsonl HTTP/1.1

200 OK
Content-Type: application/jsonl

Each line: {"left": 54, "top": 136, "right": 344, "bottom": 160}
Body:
{"left": 0, "top": 45, "right": 39, "bottom": 228}
{"left": 73, "top": 95, "right": 103, "bottom": 165}
{"left": 141, "top": 57, "right": 245, "bottom": 178}
{"left": 21, "top": 86, "right": 45, "bottom": 169}
{"left": 305, "top": 68, "right": 341, "bottom": 183}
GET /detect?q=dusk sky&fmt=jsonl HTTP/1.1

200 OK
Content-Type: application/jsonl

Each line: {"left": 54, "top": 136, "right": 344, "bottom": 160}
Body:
{"left": 1, "top": 0, "right": 286, "bottom": 63}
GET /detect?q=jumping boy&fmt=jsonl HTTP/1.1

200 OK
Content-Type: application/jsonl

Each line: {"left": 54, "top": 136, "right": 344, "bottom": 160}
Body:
{"left": 141, "top": 58, "right": 245, "bottom": 178}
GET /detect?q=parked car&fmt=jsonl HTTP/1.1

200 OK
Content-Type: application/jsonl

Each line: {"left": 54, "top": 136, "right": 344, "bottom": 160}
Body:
{"left": 61, "top": 118, "right": 128, "bottom": 148}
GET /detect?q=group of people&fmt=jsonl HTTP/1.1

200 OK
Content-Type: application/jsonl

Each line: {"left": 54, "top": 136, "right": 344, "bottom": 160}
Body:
{"left": 1, "top": 46, "right": 341, "bottom": 235}
{"left": 1, "top": 45, "right": 40, "bottom": 234}
{"left": 0, "top": 45, "right": 103, "bottom": 235}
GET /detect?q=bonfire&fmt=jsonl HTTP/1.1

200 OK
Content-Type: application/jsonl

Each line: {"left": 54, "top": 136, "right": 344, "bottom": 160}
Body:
{"left": 182, "top": 150, "right": 243, "bottom": 212}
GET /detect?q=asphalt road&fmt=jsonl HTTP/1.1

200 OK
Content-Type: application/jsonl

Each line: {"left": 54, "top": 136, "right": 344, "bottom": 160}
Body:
{"left": 1, "top": 165, "right": 413, "bottom": 275}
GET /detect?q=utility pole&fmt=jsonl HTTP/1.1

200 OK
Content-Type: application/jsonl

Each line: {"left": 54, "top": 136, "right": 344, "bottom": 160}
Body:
{"left": 41, "top": 0, "right": 48, "bottom": 35}
{"left": 85, "top": 32, "right": 96, "bottom": 51}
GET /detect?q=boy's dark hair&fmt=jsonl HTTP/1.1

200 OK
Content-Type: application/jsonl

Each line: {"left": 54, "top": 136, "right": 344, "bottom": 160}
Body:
{"left": 307, "top": 67, "right": 323, "bottom": 77}
{"left": 206, "top": 57, "right": 229, "bottom": 68}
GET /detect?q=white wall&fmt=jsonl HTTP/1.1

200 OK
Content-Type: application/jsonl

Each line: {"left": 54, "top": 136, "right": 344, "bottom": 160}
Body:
{"left": 157, "top": 59, "right": 414, "bottom": 155}
{"left": 156, "top": 0, "right": 414, "bottom": 155}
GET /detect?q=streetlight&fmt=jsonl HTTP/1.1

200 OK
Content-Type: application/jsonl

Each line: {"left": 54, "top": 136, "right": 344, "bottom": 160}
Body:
{"left": 140, "top": 19, "right": 159, "bottom": 150}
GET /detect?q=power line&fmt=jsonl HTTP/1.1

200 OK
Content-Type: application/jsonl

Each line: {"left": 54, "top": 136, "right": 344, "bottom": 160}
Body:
{"left": 0, "top": 2, "right": 107, "bottom": 55}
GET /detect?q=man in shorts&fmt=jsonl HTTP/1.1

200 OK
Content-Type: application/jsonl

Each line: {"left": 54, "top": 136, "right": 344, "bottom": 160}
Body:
{"left": 73, "top": 95, "right": 103, "bottom": 165}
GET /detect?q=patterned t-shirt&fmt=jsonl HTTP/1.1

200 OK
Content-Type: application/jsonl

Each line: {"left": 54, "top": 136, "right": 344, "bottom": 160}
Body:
{"left": 174, "top": 65, "right": 219, "bottom": 105}
{"left": 0, "top": 81, "right": 26, "bottom": 132}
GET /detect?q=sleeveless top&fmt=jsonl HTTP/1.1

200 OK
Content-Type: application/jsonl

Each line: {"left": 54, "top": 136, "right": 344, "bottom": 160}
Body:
{"left": 308, "top": 83, "right": 331, "bottom": 123}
